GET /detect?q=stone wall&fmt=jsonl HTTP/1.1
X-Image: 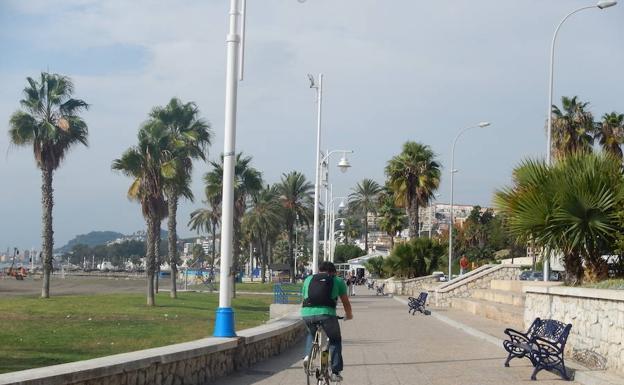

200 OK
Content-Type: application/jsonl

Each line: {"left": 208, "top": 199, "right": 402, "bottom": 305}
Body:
{"left": 0, "top": 317, "right": 305, "bottom": 385}
{"left": 524, "top": 286, "right": 624, "bottom": 375}
{"left": 382, "top": 275, "right": 443, "bottom": 296}
{"left": 433, "top": 264, "right": 522, "bottom": 307}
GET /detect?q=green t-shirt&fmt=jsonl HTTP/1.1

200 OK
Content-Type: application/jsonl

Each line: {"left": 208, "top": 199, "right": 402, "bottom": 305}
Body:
{"left": 300, "top": 275, "right": 347, "bottom": 317}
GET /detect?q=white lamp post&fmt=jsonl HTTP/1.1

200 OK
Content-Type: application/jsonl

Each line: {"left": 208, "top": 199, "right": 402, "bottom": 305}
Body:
{"left": 321, "top": 152, "right": 353, "bottom": 263}
{"left": 544, "top": 0, "right": 616, "bottom": 282}
{"left": 214, "top": 0, "right": 306, "bottom": 337}
{"left": 306, "top": 68, "right": 353, "bottom": 274}
{"left": 448, "top": 122, "right": 491, "bottom": 281}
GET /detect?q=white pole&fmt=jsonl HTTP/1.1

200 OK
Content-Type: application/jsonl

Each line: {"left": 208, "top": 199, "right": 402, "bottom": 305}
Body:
{"left": 311, "top": 74, "right": 323, "bottom": 274}
{"left": 323, "top": 155, "right": 329, "bottom": 260}
{"left": 214, "top": 0, "right": 241, "bottom": 337}
{"left": 545, "top": 4, "right": 601, "bottom": 282}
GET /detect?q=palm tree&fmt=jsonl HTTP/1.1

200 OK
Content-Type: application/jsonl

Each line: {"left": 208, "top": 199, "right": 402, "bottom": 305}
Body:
{"left": 377, "top": 190, "right": 406, "bottom": 250}
{"left": 595, "top": 112, "right": 624, "bottom": 160}
{"left": 386, "top": 142, "right": 441, "bottom": 238}
{"left": 150, "top": 98, "right": 212, "bottom": 298}
{"left": 551, "top": 96, "right": 595, "bottom": 159}
{"left": 495, "top": 152, "right": 623, "bottom": 285}
{"left": 8, "top": 73, "right": 89, "bottom": 298}
{"left": 349, "top": 179, "right": 382, "bottom": 251}
{"left": 277, "top": 171, "right": 314, "bottom": 282}
{"left": 204, "top": 153, "right": 262, "bottom": 288}
{"left": 242, "top": 185, "right": 283, "bottom": 283}
{"left": 112, "top": 122, "right": 176, "bottom": 305}
{"left": 188, "top": 193, "right": 221, "bottom": 276}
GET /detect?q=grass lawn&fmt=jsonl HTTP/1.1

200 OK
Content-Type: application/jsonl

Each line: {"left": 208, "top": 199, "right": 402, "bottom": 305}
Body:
{"left": 0, "top": 292, "right": 272, "bottom": 374}
{"left": 189, "top": 282, "right": 302, "bottom": 293}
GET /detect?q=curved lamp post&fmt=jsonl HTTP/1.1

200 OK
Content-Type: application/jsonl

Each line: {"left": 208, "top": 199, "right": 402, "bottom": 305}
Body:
{"left": 544, "top": 0, "right": 617, "bottom": 281}
{"left": 448, "top": 122, "right": 491, "bottom": 281}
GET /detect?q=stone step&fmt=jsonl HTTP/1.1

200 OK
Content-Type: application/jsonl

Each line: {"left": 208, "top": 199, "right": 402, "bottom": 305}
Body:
{"left": 471, "top": 288, "right": 525, "bottom": 307}
{"left": 450, "top": 297, "right": 524, "bottom": 330}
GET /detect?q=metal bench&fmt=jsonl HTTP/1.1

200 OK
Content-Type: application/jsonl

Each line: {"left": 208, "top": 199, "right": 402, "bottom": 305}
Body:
{"left": 375, "top": 283, "right": 385, "bottom": 296}
{"left": 503, "top": 317, "right": 572, "bottom": 381}
{"left": 367, "top": 280, "right": 375, "bottom": 290}
{"left": 407, "top": 292, "right": 430, "bottom": 315}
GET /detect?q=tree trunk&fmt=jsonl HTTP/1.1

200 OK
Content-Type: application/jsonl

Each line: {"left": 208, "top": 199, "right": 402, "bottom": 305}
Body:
{"left": 168, "top": 198, "right": 178, "bottom": 299}
{"left": 288, "top": 227, "right": 295, "bottom": 283}
{"left": 390, "top": 234, "right": 395, "bottom": 250}
{"left": 154, "top": 221, "right": 161, "bottom": 294}
{"left": 584, "top": 254, "right": 609, "bottom": 283}
{"left": 41, "top": 166, "right": 54, "bottom": 299}
{"left": 364, "top": 212, "right": 369, "bottom": 252}
{"left": 146, "top": 216, "right": 157, "bottom": 306}
{"left": 407, "top": 196, "right": 419, "bottom": 239}
{"left": 211, "top": 221, "right": 217, "bottom": 281}
{"left": 563, "top": 252, "right": 584, "bottom": 286}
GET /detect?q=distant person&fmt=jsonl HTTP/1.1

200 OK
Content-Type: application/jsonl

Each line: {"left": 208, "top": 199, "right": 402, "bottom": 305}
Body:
{"left": 348, "top": 273, "right": 356, "bottom": 296}
{"left": 301, "top": 261, "right": 353, "bottom": 382}
{"left": 460, "top": 255, "right": 469, "bottom": 275}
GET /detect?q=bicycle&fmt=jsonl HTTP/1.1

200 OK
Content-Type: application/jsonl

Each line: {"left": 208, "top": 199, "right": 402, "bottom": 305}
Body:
{"left": 304, "top": 316, "right": 344, "bottom": 385}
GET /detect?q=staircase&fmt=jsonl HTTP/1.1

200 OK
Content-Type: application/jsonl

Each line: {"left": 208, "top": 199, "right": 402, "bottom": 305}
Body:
{"left": 450, "top": 280, "right": 526, "bottom": 329}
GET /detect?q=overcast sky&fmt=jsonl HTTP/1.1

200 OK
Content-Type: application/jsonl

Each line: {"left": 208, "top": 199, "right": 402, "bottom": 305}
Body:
{"left": 1, "top": 0, "right": 623, "bottom": 251}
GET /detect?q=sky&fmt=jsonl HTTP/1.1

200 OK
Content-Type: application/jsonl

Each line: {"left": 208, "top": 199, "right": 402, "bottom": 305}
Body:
{"left": 1, "top": 0, "right": 623, "bottom": 251}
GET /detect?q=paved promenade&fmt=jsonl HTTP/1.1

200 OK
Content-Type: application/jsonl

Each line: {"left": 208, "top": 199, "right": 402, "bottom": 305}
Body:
{"left": 220, "top": 286, "right": 577, "bottom": 385}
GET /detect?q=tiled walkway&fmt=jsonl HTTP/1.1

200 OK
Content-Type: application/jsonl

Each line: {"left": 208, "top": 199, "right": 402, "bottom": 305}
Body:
{"left": 219, "top": 286, "right": 576, "bottom": 385}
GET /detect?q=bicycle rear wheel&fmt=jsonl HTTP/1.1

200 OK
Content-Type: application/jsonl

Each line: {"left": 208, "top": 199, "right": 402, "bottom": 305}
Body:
{"left": 306, "top": 343, "right": 320, "bottom": 385}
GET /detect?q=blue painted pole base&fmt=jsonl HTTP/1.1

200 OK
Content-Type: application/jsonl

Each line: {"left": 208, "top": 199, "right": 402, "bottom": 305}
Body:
{"left": 213, "top": 307, "right": 236, "bottom": 337}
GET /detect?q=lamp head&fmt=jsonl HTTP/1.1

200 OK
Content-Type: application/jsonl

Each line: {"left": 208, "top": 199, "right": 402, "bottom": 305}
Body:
{"left": 339, "top": 220, "right": 345, "bottom": 228}
{"left": 478, "top": 122, "right": 491, "bottom": 128}
{"left": 307, "top": 74, "right": 316, "bottom": 88}
{"left": 597, "top": 1, "right": 617, "bottom": 9}
{"left": 338, "top": 201, "right": 346, "bottom": 210}
{"left": 337, "top": 155, "right": 351, "bottom": 173}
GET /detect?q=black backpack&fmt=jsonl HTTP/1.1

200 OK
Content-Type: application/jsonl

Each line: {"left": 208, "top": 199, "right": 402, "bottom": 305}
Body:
{"left": 302, "top": 273, "right": 336, "bottom": 308}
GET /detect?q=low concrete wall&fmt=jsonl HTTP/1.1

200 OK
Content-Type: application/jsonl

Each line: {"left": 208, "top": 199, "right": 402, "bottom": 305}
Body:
{"left": 433, "top": 264, "right": 522, "bottom": 307}
{"left": 524, "top": 286, "right": 624, "bottom": 375}
{"left": 382, "top": 275, "right": 442, "bottom": 296}
{"left": 0, "top": 316, "right": 305, "bottom": 385}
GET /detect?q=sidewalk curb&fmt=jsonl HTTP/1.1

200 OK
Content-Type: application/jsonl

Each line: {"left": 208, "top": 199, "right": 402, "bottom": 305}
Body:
{"left": 392, "top": 296, "right": 623, "bottom": 385}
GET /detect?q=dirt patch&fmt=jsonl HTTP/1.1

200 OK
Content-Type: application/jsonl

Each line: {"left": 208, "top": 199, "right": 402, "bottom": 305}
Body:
{"left": 0, "top": 275, "right": 173, "bottom": 297}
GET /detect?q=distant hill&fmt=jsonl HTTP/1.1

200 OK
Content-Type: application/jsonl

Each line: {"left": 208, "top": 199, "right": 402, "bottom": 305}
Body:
{"left": 56, "top": 231, "right": 124, "bottom": 253}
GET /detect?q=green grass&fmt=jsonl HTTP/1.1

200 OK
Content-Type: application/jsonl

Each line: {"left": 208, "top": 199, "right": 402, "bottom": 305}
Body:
{"left": 189, "top": 282, "right": 302, "bottom": 293}
{"left": 581, "top": 279, "right": 624, "bottom": 290}
{"left": 0, "top": 292, "right": 272, "bottom": 374}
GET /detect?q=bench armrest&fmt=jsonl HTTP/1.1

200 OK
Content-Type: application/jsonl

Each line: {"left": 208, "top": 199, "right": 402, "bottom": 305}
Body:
{"left": 504, "top": 328, "right": 530, "bottom": 341}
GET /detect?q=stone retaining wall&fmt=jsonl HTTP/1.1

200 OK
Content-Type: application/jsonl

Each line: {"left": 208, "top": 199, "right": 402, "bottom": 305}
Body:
{"left": 524, "top": 286, "right": 624, "bottom": 375}
{"left": 433, "top": 265, "right": 522, "bottom": 307}
{"left": 0, "top": 317, "right": 305, "bottom": 385}
{"left": 382, "top": 275, "right": 442, "bottom": 296}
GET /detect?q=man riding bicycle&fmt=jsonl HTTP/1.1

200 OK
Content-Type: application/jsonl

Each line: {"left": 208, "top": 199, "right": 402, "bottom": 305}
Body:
{"left": 301, "top": 261, "right": 353, "bottom": 382}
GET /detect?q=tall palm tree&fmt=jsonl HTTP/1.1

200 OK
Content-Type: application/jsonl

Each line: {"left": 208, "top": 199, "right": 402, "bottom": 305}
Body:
{"left": 348, "top": 179, "right": 382, "bottom": 251}
{"left": 204, "top": 153, "right": 262, "bottom": 287}
{"left": 495, "top": 152, "right": 624, "bottom": 285}
{"left": 386, "top": 142, "right": 441, "bottom": 238}
{"left": 277, "top": 171, "right": 314, "bottom": 282}
{"left": 188, "top": 193, "right": 221, "bottom": 276}
{"left": 378, "top": 191, "right": 406, "bottom": 250}
{"left": 112, "top": 122, "right": 177, "bottom": 305}
{"left": 242, "top": 185, "right": 283, "bottom": 283}
{"left": 595, "top": 112, "right": 624, "bottom": 160}
{"left": 149, "top": 98, "right": 212, "bottom": 298}
{"left": 551, "top": 96, "right": 595, "bottom": 159}
{"left": 8, "top": 73, "right": 89, "bottom": 298}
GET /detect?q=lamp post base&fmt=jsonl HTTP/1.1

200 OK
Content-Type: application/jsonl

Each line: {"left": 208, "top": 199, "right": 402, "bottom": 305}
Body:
{"left": 213, "top": 307, "right": 236, "bottom": 337}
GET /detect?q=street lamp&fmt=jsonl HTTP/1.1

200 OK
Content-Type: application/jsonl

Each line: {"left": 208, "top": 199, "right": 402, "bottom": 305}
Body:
{"left": 214, "top": 0, "right": 306, "bottom": 338}
{"left": 448, "top": 122, "right": 491, "bottom": 281}
{"left": 331, "top": 217, "right": 348, "bottom": 262}
{"left": 544, "top": 0, "right": 616, "bottom": 282}
{"left": 308, "top": 72, "right": 354, "bottom": 274}
{"left": 326, "top": 195, "right": 347, "bottom": 260}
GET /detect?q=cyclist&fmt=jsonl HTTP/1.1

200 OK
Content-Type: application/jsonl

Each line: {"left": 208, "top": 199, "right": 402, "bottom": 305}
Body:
{"left": 301, "top": 261, "right": 353, "bottom": 382}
